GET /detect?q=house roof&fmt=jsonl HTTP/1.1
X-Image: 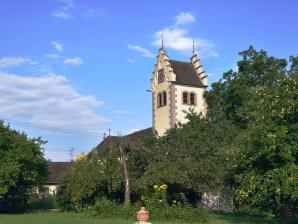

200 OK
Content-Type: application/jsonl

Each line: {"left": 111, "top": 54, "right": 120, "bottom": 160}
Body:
{"left": 90, "top": 127, "right": 153, "bottom": 157}
{"left": 169, "top": 60, "right": 204, "bottom": 87}
{"left": 47, "top": 162, "right": 70, "bottom": 184}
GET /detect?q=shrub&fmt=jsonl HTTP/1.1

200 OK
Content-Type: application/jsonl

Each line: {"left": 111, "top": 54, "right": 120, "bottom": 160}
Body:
{"left": 28, "top": 195, "right": 59, "bottom": 210}
{"left": 82, "top": 198, "right": 207, "bottom": 222}
{"left": 0, "top": 195, "right": 27, "bottom": 213}
{"left": 89, "top": 199, "right": 118, "bottom": 217}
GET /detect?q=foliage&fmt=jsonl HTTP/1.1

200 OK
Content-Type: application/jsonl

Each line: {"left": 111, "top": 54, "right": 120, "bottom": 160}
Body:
{"left": 56, "top": 149, "right": 123, "bottom": 210}
{"left": 206, "top": 46, "right": 298, "bottom": 217}
{"left": 0, "top": 121, "right": 48, "bottom": 212}
{"left": 128, "top": 114, "right": 237, "bottom": 206}
{"left": 28, "top": 195, "right": 59, "bottom": 210}
{"left": 3, "top": 212, "right": 297, "bottom": 224}
{"left": 232, "top": 75, "right": 298, "bottom": 217}
{"left": 84, "top": 198, "right": 207, "bottom": 222}
{"left": 56, "top": 46, "right": 298, "bottom": 219}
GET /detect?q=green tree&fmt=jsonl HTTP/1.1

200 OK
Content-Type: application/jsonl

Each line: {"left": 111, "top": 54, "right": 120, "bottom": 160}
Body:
{"left": 0, "top": 121, "right": 48, "bottom": 212}
{"left": 57, "top": 149, "right": 123, "bottom": 209}
{"left": 205, "top": 45, "right": 288, "bottom": 127}
{"left": 129, "top": 112, "right": 238, "bottom": 205}
{"left": 233, "top": 75, "right": 298, "bottom": 217}
{"left": 206, "top": 46, "right": 298, "bottom": 217}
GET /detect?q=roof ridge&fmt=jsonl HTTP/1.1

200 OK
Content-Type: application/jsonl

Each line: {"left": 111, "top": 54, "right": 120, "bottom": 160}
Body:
{"left": 169, "top": 59, "right": 191, "bottom": 64}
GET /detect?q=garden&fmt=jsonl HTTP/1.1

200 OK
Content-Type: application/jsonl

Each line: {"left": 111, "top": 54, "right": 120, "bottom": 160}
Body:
{"left": 0, "top": 47, "right": 297, "bottom": 223}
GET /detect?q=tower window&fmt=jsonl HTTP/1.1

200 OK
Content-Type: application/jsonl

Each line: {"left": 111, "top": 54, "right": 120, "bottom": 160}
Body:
{"left": 163, "top": 91, "right": 167, "bottom": 105}
{"left": 157, "top": 91, "right": 167, "bottom": 107}
{"left": 182, "top": 92, "right": 197, "bottom": 105}
{"left": 182, "top": 92, "right": 188, "bottom": 104}
{"left": 158, "top": 69, "right": 165, "bottom": 83}
{"left": 190, "top": 92, "right": 196, "bottom": 105}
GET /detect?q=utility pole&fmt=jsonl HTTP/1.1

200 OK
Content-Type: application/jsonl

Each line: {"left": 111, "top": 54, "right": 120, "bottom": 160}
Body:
{"left": 70, "top": 147, "right": 74, "bottom": 162}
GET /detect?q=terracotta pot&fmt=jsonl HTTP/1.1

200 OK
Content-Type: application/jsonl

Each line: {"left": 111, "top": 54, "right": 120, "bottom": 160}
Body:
{"left": 136, "top": 207, "right": 149, "bottom": 221}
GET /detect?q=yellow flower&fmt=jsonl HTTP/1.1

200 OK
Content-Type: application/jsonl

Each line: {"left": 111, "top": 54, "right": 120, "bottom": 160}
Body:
{"left": 160, "top": 184, "right": 168, "bottom": 190}
{"left": 75, "top": 152, "right": 87, "bottom": 161}
{"left": 159, "top": 200, "right": 163, "bottom": 203}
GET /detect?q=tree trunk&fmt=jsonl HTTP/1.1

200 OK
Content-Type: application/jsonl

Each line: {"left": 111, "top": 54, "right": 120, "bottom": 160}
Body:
{"left": 118, "top": 144, "right": 130, "bottom": 206}
{"left": 123, "top": 158, "right": 130, "bottom": 206}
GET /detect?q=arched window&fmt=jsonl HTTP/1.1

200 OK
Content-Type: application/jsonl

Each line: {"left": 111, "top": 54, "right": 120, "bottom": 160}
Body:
{"left": 190, "top": 92, "right": 196, "bottom": 105}
{"left": 182, "top": 92, "right": 188, "bottom": 104}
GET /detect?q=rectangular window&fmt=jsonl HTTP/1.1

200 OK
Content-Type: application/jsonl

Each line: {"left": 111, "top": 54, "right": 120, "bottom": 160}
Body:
{"left": 158, "top": 93, "right": 162, "bottom": 107}
{"left": 190, "top": 93, "right": 196, "bottom": 105}
{"left": 158, "top": 69, "right": 165, "bottom": 83}
{"left": 163, "top": 91, "right": 167, "bottom": 106}
{"left": 157, "top": 91, "right": 167, "bottom": 107}
{"left": 183, "top": 92, "right": 188, "bottom": 104}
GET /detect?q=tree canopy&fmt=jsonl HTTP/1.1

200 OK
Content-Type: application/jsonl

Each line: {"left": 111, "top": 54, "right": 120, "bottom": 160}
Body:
{"left": 57, "top": 46, "right": 298, "bottom": 218}
{"left": 206, "top": 46, "right": 298, "bottom": 217}
{"left": 0, "top": 121, "right": 48, "bottom": 212}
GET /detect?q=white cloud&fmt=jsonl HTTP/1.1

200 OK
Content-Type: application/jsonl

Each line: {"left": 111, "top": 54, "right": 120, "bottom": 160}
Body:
{"left": 151, "top": 12, "right": 219, "bottom": 58}
{"left": 45, "top": 53, "right": 61, "bottom": 60}
{"left": 0, "top": 57, "right": 37, "bottom": 68}
{"left": 51, "top": 41, "right": 64, "bottom": 52}
{"left": 52, "top": 10, "right": 72, "bottom": 19}
{"left": 128, "top": 45, "right": 154, "bottom": 58}
{"left": 0, "top": 72, "right": 108, "bottom": 133}
{"left": 52, "top": 0, "right": 74, "bottom": 19}
{"left": 81, "top": 5, "right": 102, "bottom": 18}
{"left": 63, "top": 57, "right": 83, "bottom": 66}
{"left": 175, "top": 12, "right": 195, "bottom": 26}
{"left": 52, "top": 0, "right": 103, "bottom": 19}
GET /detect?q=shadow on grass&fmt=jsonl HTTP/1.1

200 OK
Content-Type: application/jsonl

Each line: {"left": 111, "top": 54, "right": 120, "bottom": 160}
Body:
{"left": 215, "top": 213, "right": 298, "bottom": 224}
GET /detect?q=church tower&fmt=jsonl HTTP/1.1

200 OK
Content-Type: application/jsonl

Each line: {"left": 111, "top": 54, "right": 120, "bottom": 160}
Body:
{"left": 151, "top": 46, "right": 208, "bottom": 136}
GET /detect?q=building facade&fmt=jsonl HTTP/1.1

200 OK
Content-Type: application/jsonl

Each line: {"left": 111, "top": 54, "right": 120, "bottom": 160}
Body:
{"left": 151, "top": 48, "right": 208, "bottom": 136}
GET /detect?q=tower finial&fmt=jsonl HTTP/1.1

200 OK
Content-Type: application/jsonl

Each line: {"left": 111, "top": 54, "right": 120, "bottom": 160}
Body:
{"left": 192, "top": 39, "right": 195, "bottom": 55}
{"left": 161, "top": 34, "right": 164, "bottom": 49}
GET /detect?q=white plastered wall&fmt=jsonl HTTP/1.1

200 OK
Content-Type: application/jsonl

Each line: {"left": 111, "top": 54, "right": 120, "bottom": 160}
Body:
{"left": 174, "top": 85, "right": 207, "bottom": 125}
{"left": 151, "top": 49, "right": 175, "bottom": 136}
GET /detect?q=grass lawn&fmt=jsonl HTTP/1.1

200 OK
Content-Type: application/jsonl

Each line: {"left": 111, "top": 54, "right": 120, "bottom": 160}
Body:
{"left": 0, "top": 212, "right": 296, "bottom": 224}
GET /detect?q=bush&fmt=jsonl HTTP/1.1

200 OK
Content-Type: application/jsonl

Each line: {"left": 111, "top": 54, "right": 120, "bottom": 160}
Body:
{"left": 0, "top": 195, "right": 27, "bottom": 213}
{"left": 147, "top": 203, "right": 207, "bottom": 221}
{"left": 90, "top": 199, "right": 118, "bottom": 217}
{"left": 234, "top": 206, "right": 263, "bottom": 217}
{"left": 83, "top": 198, "right": 207, "bottom": 222}
{"left": 28, "top": 195, "right": 59, "bottom": 210}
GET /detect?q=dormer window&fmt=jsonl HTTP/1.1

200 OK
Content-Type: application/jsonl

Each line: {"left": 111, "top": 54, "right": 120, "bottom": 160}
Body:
{"left": 158, "top": 69, "right": 165, "bottom": 83}
{"left": 157, "top": 91, "right": 167, "bottom": 107}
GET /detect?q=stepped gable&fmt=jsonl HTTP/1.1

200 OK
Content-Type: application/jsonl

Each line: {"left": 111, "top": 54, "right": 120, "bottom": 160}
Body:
{"left": 90, "top": 127, "right": 153, "bottom": 157}
{"left": 47, "top": 162, "right": 70, "bottom": 184}
{"left": 169, "top": 60, "right": 204, "bottom": 87}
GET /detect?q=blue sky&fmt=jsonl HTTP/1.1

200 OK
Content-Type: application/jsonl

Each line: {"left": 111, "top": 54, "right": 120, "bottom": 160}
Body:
{"left": 0, "top": 0, "right": 297, "bottom": 161}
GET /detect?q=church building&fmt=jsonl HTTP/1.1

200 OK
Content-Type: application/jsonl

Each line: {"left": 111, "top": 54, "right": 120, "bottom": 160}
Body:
{"left": 151, "top": 47, "right": 208, "bottom": 136}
